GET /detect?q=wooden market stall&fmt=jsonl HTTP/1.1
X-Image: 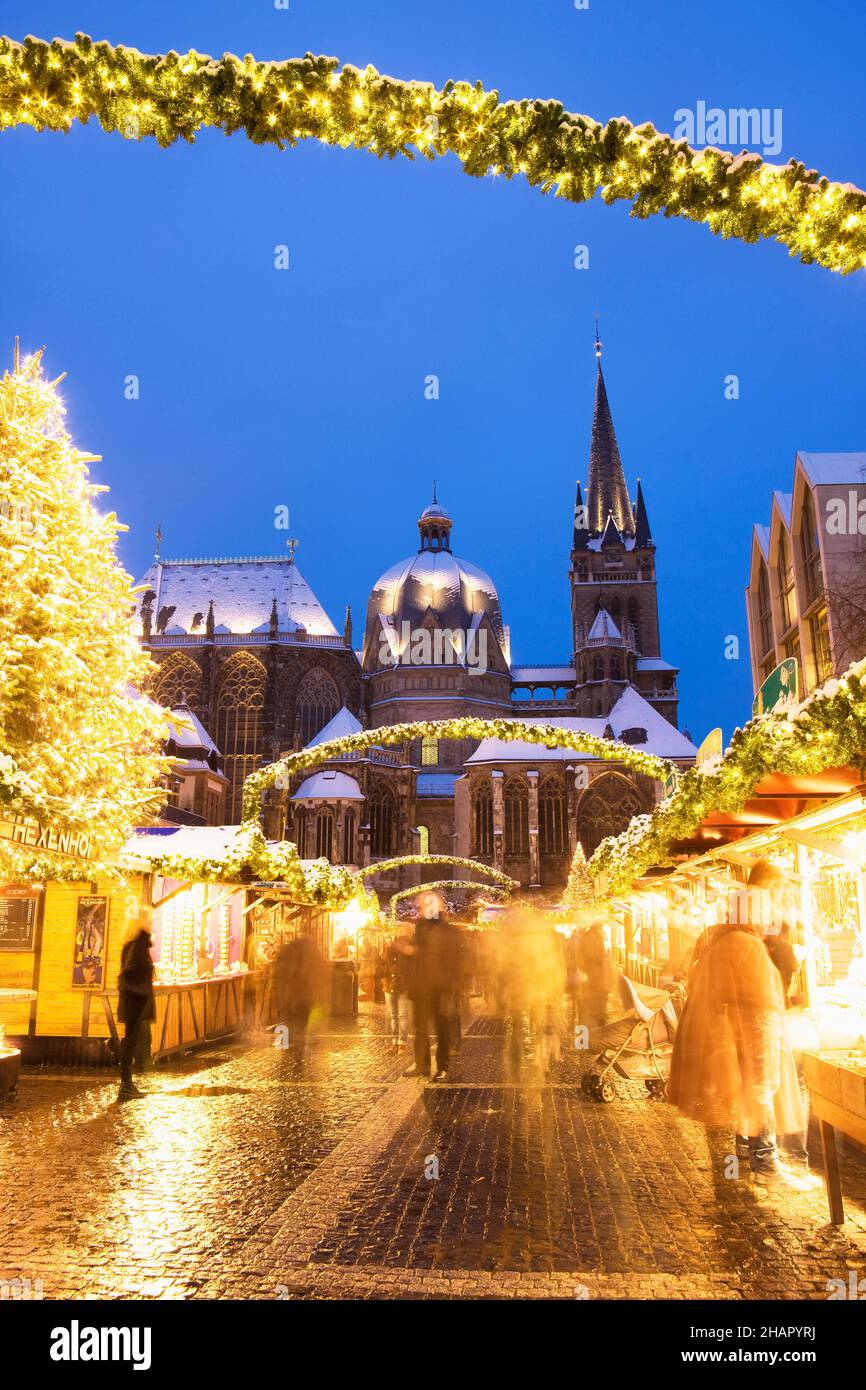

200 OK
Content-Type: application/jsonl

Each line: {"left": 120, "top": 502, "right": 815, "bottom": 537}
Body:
{"left": 608, "top": 768, "right": 866, "bottom": 1222}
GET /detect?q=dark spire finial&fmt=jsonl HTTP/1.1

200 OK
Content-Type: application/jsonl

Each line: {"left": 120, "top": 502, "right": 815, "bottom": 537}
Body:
{"left": 594, "top": 314, "right": 602, "bottom": 361}
{"left": 585, "top": 331, "right": 635, "bottom": 538}
{"left": 154, "top": 522, "right": 162, "bottom": 560}
{"left": 432, "top": 479, "right": 438, "bottom": 504}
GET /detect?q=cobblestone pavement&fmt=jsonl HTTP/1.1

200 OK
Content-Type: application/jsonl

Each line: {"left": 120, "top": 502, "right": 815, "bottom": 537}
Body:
{"left": 1, "top": 1004, "right": 866, "bottom": 1301}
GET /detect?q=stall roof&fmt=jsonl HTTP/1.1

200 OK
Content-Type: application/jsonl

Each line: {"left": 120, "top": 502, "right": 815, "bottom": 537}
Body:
{"left": 666, "top": 765, "right": 863, "bottom": 858}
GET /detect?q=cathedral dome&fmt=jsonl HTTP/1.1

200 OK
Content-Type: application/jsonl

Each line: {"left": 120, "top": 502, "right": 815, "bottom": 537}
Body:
{"left": 363, "top": 499, "right": 507, "bottom": 670}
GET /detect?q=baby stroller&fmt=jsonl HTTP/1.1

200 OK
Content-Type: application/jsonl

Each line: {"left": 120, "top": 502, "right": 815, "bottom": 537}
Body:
{"left": 581, "top": 975, "right": 683, "bottom": 1103}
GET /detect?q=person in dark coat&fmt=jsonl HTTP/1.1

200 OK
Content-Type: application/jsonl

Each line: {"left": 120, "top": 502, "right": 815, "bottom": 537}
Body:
{"left": 406, "top": 892, "right": 463, "bottom": 1081}
{"left": 764, "top": 924, "right": 798, "bottom": 1002}
{"left": 273, "top": 936, "right": 326, "bottom": 1057}
{"left": 577, "top": 922, "right": 612, "bottom": 1030}
{"left": 117, "top": 908, "right": 156, "bottom": 1101}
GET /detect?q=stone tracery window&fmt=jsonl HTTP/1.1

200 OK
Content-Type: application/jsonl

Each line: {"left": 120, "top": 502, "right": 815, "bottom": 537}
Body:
{"left": 216, "top": 652, "right": 267, "bottom": 822}
{"left": 539, "top": 777, "right": 567, "bottom": 855}
{"left": 472, "top": 781, "right": 493, "bottom": 857}
{"left": 577, "top": 772, "right": 644, "bottom": 859}
{"left": 152, "top": 652, "right": 204, "bottom": 716}
{"left": 315, "top": 807, "right": 335, "bottom": 862}
{"left": 369, "top": 784, "right": 396, "bottom": 857}
{"left": 504, "top": 778, "right": 528, "bottom": 855}
{"left": 294, "top": 667, "right": 340, "bottom": 746}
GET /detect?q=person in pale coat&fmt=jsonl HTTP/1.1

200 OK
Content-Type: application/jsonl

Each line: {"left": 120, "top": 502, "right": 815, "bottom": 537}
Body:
{"left": 668, "top": 917, "right": 804, "bottom": 1177}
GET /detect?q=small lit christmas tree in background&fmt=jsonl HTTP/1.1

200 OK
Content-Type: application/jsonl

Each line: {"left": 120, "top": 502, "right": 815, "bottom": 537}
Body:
{"left": 0, "top": 342, "right": 166, "bottom": 881}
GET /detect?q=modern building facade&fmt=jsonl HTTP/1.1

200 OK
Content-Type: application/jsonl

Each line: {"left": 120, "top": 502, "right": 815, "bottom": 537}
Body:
{"left": 746, "top": 453, "right": 866, "bottom": 700}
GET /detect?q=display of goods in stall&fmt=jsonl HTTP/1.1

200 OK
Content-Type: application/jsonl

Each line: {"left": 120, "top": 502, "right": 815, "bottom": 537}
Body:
{"left": 803, "top": 1049, "right": 866, "bottom": 1121}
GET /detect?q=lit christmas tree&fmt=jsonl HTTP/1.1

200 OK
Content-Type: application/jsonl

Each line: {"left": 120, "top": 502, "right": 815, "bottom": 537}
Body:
{"left": 0, "top": 343, "right": 166, "bottom": 880}
{"left": 563, "top": 843, "right": 594, "bottom": 910}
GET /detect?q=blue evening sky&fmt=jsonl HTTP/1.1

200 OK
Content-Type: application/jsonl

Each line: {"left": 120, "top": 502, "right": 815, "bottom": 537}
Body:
{"left": 1, "top": 0, "right": 864, "bottom": 742}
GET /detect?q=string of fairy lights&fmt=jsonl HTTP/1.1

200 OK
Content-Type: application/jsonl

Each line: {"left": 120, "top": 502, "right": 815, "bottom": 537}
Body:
{"left": 1, "top": 33, "right": 864, "bottom": 274}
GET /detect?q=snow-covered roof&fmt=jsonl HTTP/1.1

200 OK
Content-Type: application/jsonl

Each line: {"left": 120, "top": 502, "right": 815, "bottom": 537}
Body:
{"left": 306, "top": 705, "right": 363, "bottom": 748}
{"left": 635, "top": 657, "right": 676, "bottom": 673}
{"left": 293, "top": 770, "right": 365, "bottom": 801}
{"left": 135, "top": 557, "right": 339, "bottom": 638}
{"left": 466, "top": 686, "right": 697, "bottom": 765}
{"left": 588, "top": 608, "right": 623, "bottom": 642}
{"left": 511, "top": 665, "right": 576, "bottom": 684}
{"left": 796, "top": 452, "right": 866, "bottom": 487}
{"left": 124, "top": 825, "right": 249, "bottom": 861}
{"left": 772, "top": 491, "right": 793, "bottom": 527}
{"left": 168, "top": 704, "right": 219, "bottom": 755}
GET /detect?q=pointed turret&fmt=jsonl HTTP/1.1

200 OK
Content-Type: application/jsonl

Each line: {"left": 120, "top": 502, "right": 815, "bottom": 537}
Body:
{"left": 587, "top": 331, "right": 635, "bottom": 537}
{"left": 634, "top": 479, "right": 653, "bottom": 548}
{"left": 572, "top": 481, "right": 589, "bottom": 551}
{"left": 600, "top": 512, "right": 623, "bottom": 548}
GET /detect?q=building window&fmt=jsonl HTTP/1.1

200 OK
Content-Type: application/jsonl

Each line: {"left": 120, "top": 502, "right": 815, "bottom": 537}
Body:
{"left": 777, "top": 530, "right": 797, "bottom": 634}
{"left": 783, "top": 634, "right": 802, "bottom": 694}
{"left": 294, "top": 807, "right": 307, "bottom": 857}
{"left": 504, "top": 779, "right": 528, "bottom": 855}
{"left": 416, "top": 824, "right": 430, "bottom": 856}
{"left": 799, "top": 489, "right": 823, "bottom": 607}
{"left": 755, "top": 562, "right": 774, "bottom": 660}
{"left": 472, "top": 783, "right": 493, "bottom": 857}
{"left": 577, "top": 773, "right": 643, "bottom": 859}
{"left": 809, "top": 608, "right": 832, "bottom": 685}
{"left": 369, "top": 786, "right": 396, "bottom": 857}
{"left": 152, "top": 652, "right": 205, "bottom": 717}
{"left": 315, "top": 807, "right": 334, "bottom": 862}
{"left": 421, "top": 736, "right": 439, "bottom": 766}
{"left": 294, "top": 667, "right": 340, "bottom": 746}
{"left": 626, "top": 597, "right": 641, "bottom": 652}
{"left": 216, "top": 653, "right": 267, "bottom": 822}
{"left": 343, "top": 811, "right": 356, "bottom": 865}
{"left": 539, "top": 778, "right": 567, "bottom": 855}
{"left": 592, "top": 655, "right": 605, "bottom": 682}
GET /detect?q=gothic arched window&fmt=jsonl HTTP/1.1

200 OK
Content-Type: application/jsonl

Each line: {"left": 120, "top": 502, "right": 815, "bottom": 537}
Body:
{"left": 216, "top": 653, "right": 267, "bottom": 822}
{"left": 577, "top": 773, "right": 644, "bottom": 859}
{"left": 610, "top": 596, "right": 622, "bottom": 625}
{"left": 504, "top": 779, "right": 529, "bottom": 855}
{"left": 294, "top": 667, "right": 340, "bottom": 746}
{"left": 343, "top": 810, "right": 356, "bottom": 865}
{"left": 369, "top": 785, "right": 396, "bottom": 857}
{"left": 539, "top": 777, "right": 567, "bottom": 855}
{"left": 472, "top": 782, "right": 493, "bottom": 857}
{"left": 294, "top": 807, "right": 307, "bottom": 857}
{"left": 421, "top": 736, "right": 439, "bottom": 766}
{"left": 315, "top": 807, "right": 334, "bottom": 862}
{"left": 592, "top": 654, "right": 605, "bottom": 682}
{"left": 152, "top": 652, "right": 204, "bottom": 717}
{"left": 627, "top": 598, "right": 641, "bottom": 652}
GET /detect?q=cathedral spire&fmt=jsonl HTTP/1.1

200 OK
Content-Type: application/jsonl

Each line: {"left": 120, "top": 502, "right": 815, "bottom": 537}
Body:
{"left": 634, "top": 478, "right": 653, "bottom": 548}
{"left": 572, "top": 480, "right": 589, "bottom": 551}
{"left": 586, "top": 332, "right": 635, "bottom": 538}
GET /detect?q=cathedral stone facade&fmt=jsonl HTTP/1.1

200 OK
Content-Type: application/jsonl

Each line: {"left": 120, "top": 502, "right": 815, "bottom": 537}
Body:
{"left": 137, "top": 346, "right": 696, "bottom": 891}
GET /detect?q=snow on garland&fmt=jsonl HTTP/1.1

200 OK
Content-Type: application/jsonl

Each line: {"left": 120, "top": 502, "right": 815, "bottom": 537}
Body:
{"left": 2, "top": 34, "right": 865, "bottom": 274}
{"left": 243, "top": 716, "right": 669, "bottom": 821}
{"left": 588, "top": 654, "right": 866, "bottom": 895}
{"left": 357, "top": 854, "right": 517, "bottom": 891}
{"left": 127, "top": 821, "right": 376, "bottom": 910}
{"left": 388, "top": 878, "right": 510, "bottom": 925}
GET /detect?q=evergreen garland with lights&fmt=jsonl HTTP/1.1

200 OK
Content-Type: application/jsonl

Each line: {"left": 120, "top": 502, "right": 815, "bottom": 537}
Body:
{"left": 588, "top": 656, "right": 866, "bottom": 895}
{"left": 1, "top": 33, "right": 864, "bottom": 274}
{"left": 357, "top": 853, "right": 517, "bottom": 891}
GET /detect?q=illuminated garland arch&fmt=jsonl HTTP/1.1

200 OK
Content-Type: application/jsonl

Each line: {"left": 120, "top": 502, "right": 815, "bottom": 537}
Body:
{"left": 242, "top": 716, "right": 670, "bottom": 820}
{"left": 2, "top": 34, "right": 864, "bottom": 274}
{"left": 357, "top": 854, "right": 517, "bottom": 891}
{"left": 388, "top": 878, "right": 509, "bottom": 926}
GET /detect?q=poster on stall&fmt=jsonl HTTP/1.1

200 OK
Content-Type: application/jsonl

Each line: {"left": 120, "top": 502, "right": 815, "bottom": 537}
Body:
{"left": 72, "top": 895, "right": 107, "bottom": 988}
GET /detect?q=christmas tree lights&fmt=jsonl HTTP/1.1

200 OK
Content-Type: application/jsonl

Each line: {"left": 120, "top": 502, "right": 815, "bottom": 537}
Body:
{"left": 0, "top": 344, "right": 167, "bottom": 883}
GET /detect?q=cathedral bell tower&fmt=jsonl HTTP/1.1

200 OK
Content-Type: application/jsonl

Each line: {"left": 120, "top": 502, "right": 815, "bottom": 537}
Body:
{"left": 569, "top": 330, "right": 679, "bottom": 727}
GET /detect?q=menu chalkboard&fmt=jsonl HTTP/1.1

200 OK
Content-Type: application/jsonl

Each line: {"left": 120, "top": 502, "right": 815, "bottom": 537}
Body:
{"left": 0, "top": 889, "right": 38, "bottom": 950}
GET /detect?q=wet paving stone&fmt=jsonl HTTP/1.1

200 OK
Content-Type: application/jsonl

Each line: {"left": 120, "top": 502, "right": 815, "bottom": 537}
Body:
{"left": 1, "top": 1006, "right": 865, "bottom": 1300}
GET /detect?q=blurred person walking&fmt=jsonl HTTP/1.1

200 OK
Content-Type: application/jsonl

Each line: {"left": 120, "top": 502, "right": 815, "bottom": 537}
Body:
{"left": 668, "top": 879, "right": 805, "bottom": 1179}
{"left": 383, "top": 922, "right": 414, "bottom": 1052}
{"left": 405, "top": 891, "right": 462, "bottom": 1081}
{"left": 577, "top": 921, "right": 612, "bottom": 1030}
{"left": 273, "top": 935, "right": 327, "bottom": 1059}
{"left": 117, "top": 906, "right": 156, "bottom": 1102}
